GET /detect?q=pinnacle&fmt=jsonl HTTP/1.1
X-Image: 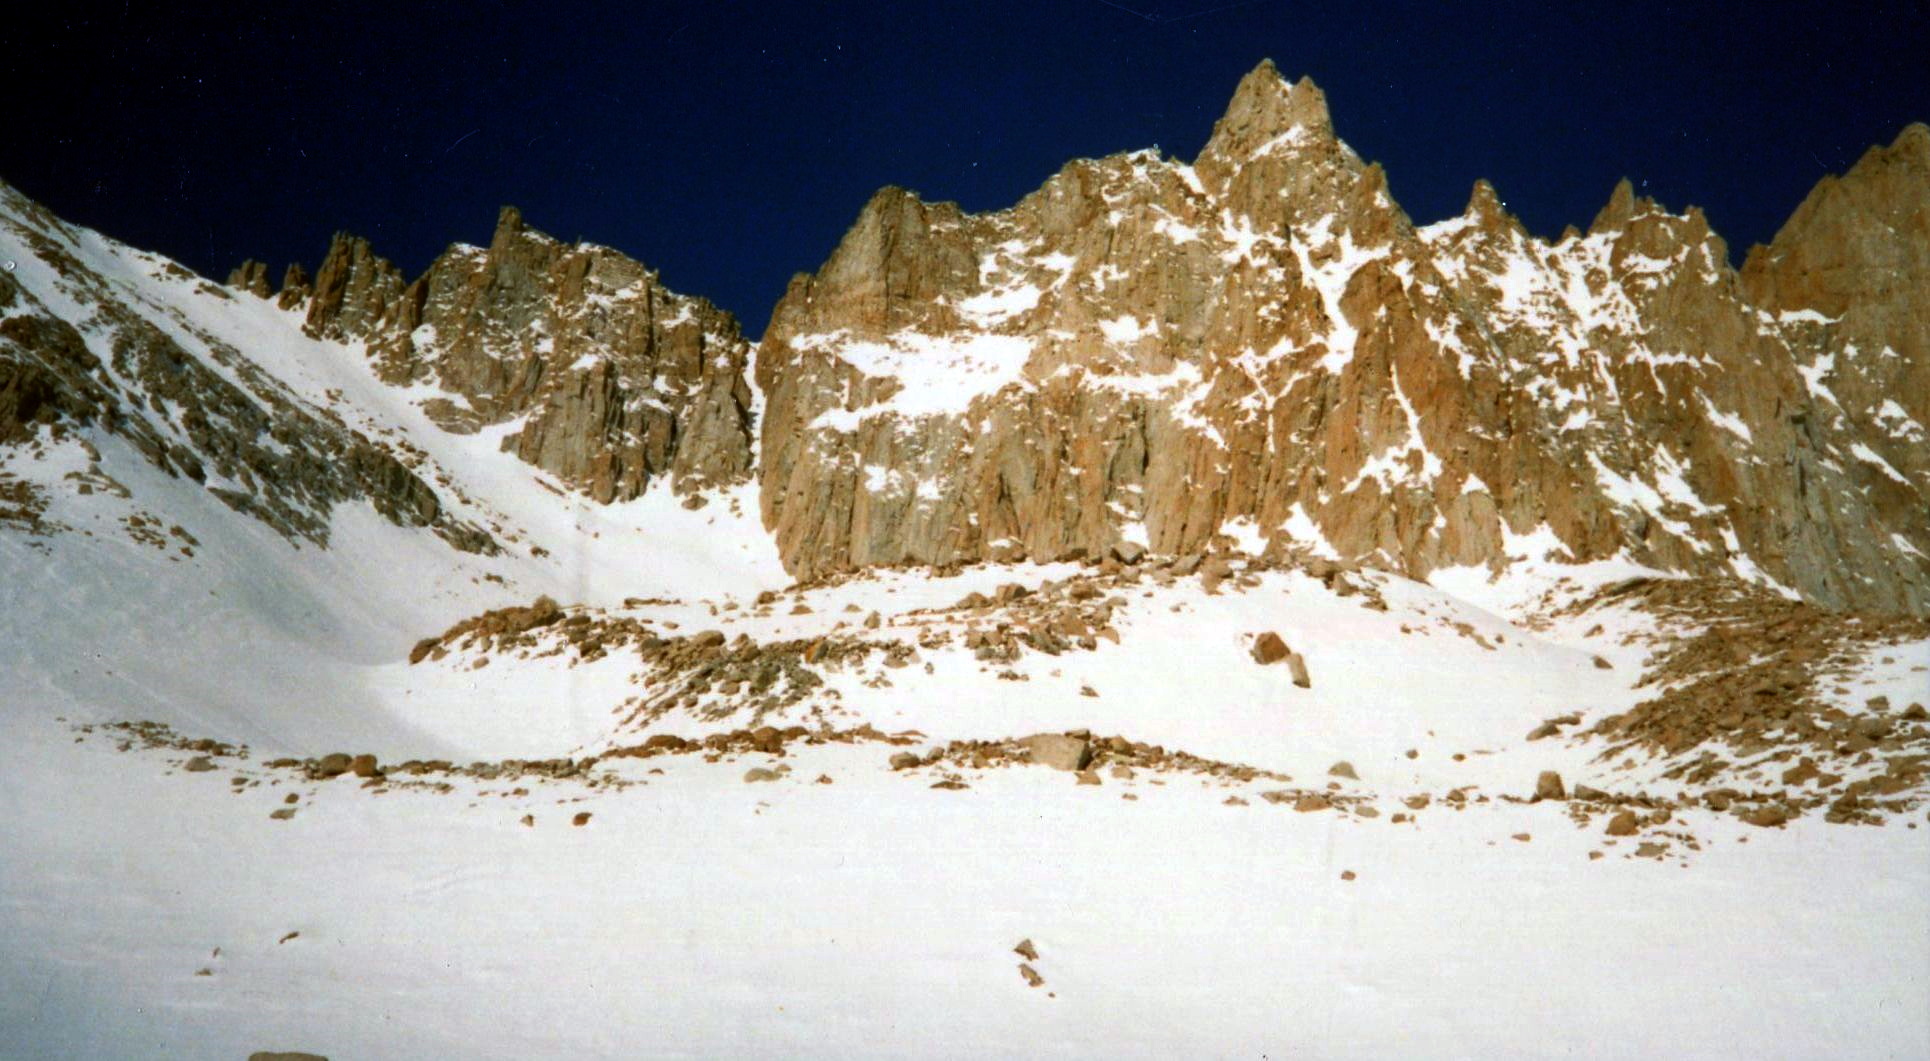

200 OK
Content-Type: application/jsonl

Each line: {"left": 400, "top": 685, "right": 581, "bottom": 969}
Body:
{"left": 1589, "top": 178, "right": 1638, "bottom": 234}
{"left": 1890, "top": 121, "right": 1929, "bottom": 158}
{"left": 1202, "top": 60, "right": 1336, "bottom": 163}
{"left": 1858, "top": 121, "right": 1930, "bottom": 173}
{"left": 1467, "top": 179, "right": 1503, "bottom": 218}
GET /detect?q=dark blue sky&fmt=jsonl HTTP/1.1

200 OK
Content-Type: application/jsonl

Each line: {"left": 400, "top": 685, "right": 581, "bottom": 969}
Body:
{"left": 9, "top": 2, "right": 1927, "bottom": 335}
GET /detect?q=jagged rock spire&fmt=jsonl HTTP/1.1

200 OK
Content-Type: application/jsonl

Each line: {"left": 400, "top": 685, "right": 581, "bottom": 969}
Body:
{"left": 1200, "top": 60, "right": 1337, "bottom": 166}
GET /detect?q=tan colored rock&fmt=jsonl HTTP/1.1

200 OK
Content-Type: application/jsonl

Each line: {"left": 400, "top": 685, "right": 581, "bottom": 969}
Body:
{"left": 749, "top": 64, "right": 1929, "bottom": 616}
{"left": 296, "top": 207, "right": 756, "bottom": 503}
{"left": 226, "top": 260, "right": 273, "bottom": 298}
{"left": 314, "top": 753, "right": 352, "bottom": 778}
{"left": 1251, "top": 631, "right": 1291, "bottom": 664}
{"left": 1020, "top": 733, "right": 1093, "bottom": 772}
{"left": 1742, "top": 804, "right": 1790, "bottom": 828}
{"left": 1534, "top": 771, "right": 1566, "bottom": 801}
{"left": 1285, "top": 652, "right": 1311, "bottom": 689}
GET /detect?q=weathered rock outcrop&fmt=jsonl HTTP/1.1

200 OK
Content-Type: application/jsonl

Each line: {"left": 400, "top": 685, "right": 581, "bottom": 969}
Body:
{"left": 269, "top": 207, "right": 755, "bottom": 501}
{"left": 757, "top": 60, "right": 1929, "bottom": 614}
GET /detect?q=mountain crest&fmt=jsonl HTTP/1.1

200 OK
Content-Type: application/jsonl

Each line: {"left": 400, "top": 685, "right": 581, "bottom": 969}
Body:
{"left": 1201, "top": 60, "right": 1337, "bottom": 164}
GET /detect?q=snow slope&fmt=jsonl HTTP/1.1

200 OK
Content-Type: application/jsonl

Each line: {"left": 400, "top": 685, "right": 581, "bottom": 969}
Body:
{"left": 2, "top": 713, "right": 1925, "bottom": 1059}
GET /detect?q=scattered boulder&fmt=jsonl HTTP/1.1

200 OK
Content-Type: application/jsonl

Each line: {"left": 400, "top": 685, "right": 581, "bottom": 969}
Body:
{"left": 1604, "top": 810, "right": 1640, "bottom": 836}
{"left": 1014, "top": 939, "right": 1039, "bottom": 961}
{"left": 314, "top": 753, "right": 352, "bottom": 778}
{"left": 1293, "top": 794, "right": 1332, "bottom": 813}
{"left": 1534, "top": 771, "right": 1566, "bottom": 801}
{"left": 571, "top": 812, "right": 592, "bottom": 827}
{"left": 1246, "top": 631, "right": 1314, "bottom": 685}
{"left": 408, "top": 637, "right": 441, "bottom": 664}
{"left": 1019, "top": 733, "right": 1092, "bottom": 772}
{"left": 349, "top": 754, "right": 380, "bottom": 779}
{"left": 889, "top": 752, "right": 922, "bottom": 771}
{"left": 1328, "top": 761, "right": 1358, "bottom": 780}
{"left": 182, "top": 756, "right": 217, "bottom": 773}
{"left": 1018, "top": 963, "right": 1044, "bottom": 988}
{"left": 268, "top": 808, "right": 296, "bottom": 821}
{"left": 1572, "top": 784, "right": 1612, "bottom": 802}
{"left": 743, "top": 768, "right": 781, "bottom": 783}
{"left": 1742, "top": 805, "right": 1790, "bottom": 828}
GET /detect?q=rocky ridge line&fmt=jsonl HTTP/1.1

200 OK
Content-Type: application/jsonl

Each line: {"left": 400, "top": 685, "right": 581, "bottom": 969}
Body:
{"left": 756, "top": 60, "right": 1930, "bottom": 614}
{"left": 231, "top": 205, "right": 756, "bottom": 504}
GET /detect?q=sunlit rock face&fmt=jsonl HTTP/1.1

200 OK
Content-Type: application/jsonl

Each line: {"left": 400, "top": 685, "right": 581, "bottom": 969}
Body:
{"left": 289, "top": 206, "right": 756, "bottom": 504}
{"left": 756, "top": 61, "right": 1929, "bottom": 614}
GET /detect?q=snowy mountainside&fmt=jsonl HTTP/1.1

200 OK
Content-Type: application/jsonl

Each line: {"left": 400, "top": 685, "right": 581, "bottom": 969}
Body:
{"left": 1, "top": 60, "right": 1928, "bottom": 1059}
{"left": 0, "top": 179, "right": 785, "bottom": 751}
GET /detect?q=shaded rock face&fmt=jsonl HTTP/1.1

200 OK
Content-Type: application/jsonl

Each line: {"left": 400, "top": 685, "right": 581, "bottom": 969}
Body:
{"left": 0, "top": 185, "right": 492, "bottom": 551}
{"left": 283, "top": 206, "right": 755, "bottom": 502}
{"left": 1741, "top": 123, "right": 1930, "bottom": 516}
{"left": 758, "top": 60, "right": 1929, "bottom": 614}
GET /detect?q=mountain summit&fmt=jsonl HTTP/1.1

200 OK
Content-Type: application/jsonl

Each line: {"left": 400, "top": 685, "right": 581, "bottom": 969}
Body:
{"left": 757, "top": 60, "right": 1928, "bottom": 613}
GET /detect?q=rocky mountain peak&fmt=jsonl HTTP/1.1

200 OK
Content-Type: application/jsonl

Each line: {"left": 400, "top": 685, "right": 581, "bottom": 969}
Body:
{"left": 1588, "top": 177, "right": 1640, "bottom": 234}
{"left": 755, "top": 79, "right": 1929, "bottom": 614}
{"left": 263, "top": 209, "right": 758, "bottom": 501}
{"left": 1196, "top": 62, "right": 1356, "bottom": 206}
{"left": 304, "top": 231, "right": 409, "bottom": 343}
{"left": 495, "top": 203, "right": 527, "bottom": 238}
{"left": 1201, "top": 60, "right": 1334, "bottom": 159}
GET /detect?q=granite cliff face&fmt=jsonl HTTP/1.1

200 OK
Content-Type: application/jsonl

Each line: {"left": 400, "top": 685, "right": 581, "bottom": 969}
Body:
{"left": 240, "top": 206, "right": 756, "bottom": 503}
{"left": 757, "top": 61, "right": 1929, "bottom": 613}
